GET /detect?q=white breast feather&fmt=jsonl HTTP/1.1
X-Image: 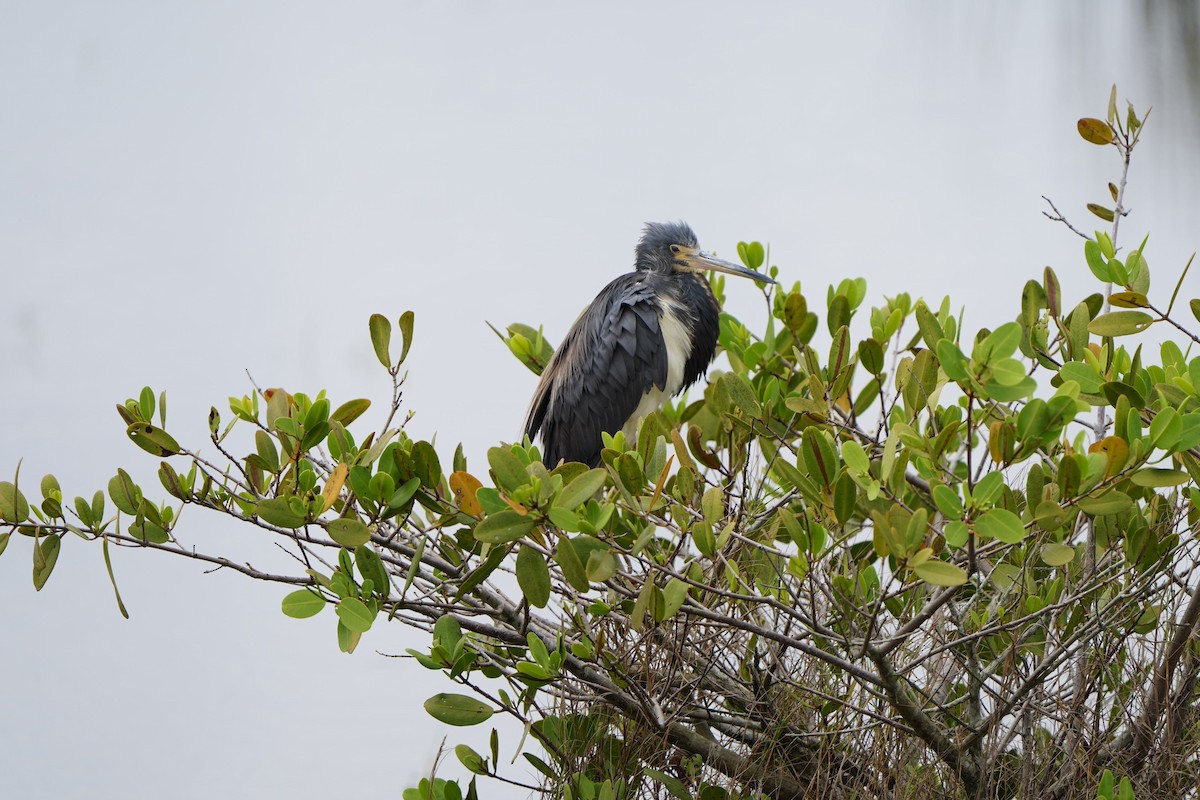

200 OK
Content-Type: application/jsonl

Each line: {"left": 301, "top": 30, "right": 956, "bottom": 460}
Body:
{"left": 622, "top": 301, "right": 691, "bottom": 441}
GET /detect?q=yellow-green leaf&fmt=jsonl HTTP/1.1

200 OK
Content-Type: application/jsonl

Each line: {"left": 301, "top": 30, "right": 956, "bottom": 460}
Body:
{"left": 32, "top": 534, "right": 61, "bottom": 591}
{"left": 1040, "top": 543, "right": 1076, "bottom": 567}
{"left": 1076, "top": 491, "right": 1133, "bottom": 516}
{"left": 369, "top": 313, "right": 392, "bottom": 368}
{"left": 327, "top": 517, "right": 371, "bottom": 547}
{"left": 281, "top": 588, "right": 326, "bottom": 618}
{"left": 1130, "top": 469, "right": 1190, "bottom": 488}
{"left": 335, "top": 596, "right": 375, "bottom": 633}
{"left": 330, "top": 398, "right": 371, "bottom": 426}
{"left": 424, "top": 693, "right": 494, "bottom": 727}
{"left": 256, "top": 497, "right": 307, "bottom": 528}
{"left": 398, "top": 310, "right": 415, "bottom": 365}
{"left": 558, "top": 468, "right": 607, "bottom": 509}
{"left": 660, "top": 577, "right": 690, "bottom": 619}
{"left": 1077, "top": 117, "right": 1114, "bottom": 145}
{"left": 975, "top": 508, "right": 1026, "bottom": 544}
{"left": 0, "top": 481, "right": 30, "bottom": 523}
{"left": 912, "top": 559, "right": 968, "bottom": 587}
{"left": 1088, "top": 311, "right": 1154, "bottom": 337}
{"left": 515, "top": 544, "right": 551, "bottom": 607}
{"left": 474, "top": 509, "right": 536, "bottom": 544}
{"left": 1109, "top": 291, "right": 1149, "bottom": 309}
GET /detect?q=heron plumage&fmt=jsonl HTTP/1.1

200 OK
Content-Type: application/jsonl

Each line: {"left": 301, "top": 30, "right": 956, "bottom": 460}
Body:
{"left": 524, "top": 222, "right": 772, "bottom": 468}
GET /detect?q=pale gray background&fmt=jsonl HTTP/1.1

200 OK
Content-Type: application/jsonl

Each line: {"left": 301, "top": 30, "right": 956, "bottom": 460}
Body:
{"left": 2, "top": 3, "right": 1199, "bottom": 798}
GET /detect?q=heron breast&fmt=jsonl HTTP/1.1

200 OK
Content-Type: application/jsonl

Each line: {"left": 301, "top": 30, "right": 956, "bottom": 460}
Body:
{"left": 621, "top": 300, "right": 692, "bottom": 441}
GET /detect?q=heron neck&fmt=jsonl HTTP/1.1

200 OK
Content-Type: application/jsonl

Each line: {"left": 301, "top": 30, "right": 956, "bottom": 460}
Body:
{"left": 674, "top": 273, "right": 721, "bottom": 390}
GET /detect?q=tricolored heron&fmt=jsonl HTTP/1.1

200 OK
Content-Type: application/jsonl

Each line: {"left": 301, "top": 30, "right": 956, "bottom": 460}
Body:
{"left": 525, "top": 221, "right": 775, "bottom": 467}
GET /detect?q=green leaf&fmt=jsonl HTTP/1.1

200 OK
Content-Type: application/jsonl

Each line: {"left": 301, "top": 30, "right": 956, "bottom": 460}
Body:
{"left": 972, "top": 471, "right": 1005, "bottom": 507}
{"left": 982, "top": 375, "right": 1035, "bottom": 402}
{"left": 524, "top": 753, "right": 556, "bottom": 780}
{"left": 487, "top": 446, "right": 529, "bottom": 491}
{"left": 136, "top": 385, "right": 155, "bottom": 422}
{"left": 386, "top": 476, "right": 423, "bottom": 516}
{"left": 32, "top": 534, "right": 61, "bottom": 590}
{"left": 337, "top": 621, "right": 361, "bottom": 654}
{"left": 356, "top": 546, "right": 389, "bottom": 592}
{"left": 691, "top": 520, "right": 715, "bottom": 557}
{"left": 516, "top": 544, "right": 551, "bottom": 607}
{"left": 1076, "top": 491, "right": 1133, "bottom": 516}
{"left": 801, "top": 428, "right": 838, "bottom": 489}
{"left": 932, "top": 485, "right": 964, "bottom": 519}
{"left": 1149, "top": 408, "right": 1183, "bottom": 451}
{"left": 644, "top": 769, "right": 691, "bottom": 800}
{"left": 424, "top": 693, "right": 494, "bottom": 727}
{"left": 474, "top": 510, "right": 536, "bottom": 544}
{"left": 1088, "top": 203, "right": 1115, "bottom": 223}
{"left": 1190, "top": 299, "right": 1200, "bottom": 326}
{"left": 1088, "top": 311, "right": 1154, "bottom": 337}
{"left": 335, "top": 596, "right": 375, "bottom": 633}
{"left": 935, "top": 339, "right": 968, "bottom": 381}
{"left": 943, "top": 521, "right": 969, "bottom": 548}
{"left": 912, "top": 560, "right": 968, "bottom": 587}
{"left": 989, "top": 358, "right": 1026, "bottom": 386}
{"left": 101, "top": 535, "right": 129, "bottom": 618}
{"left": 1084, "top": 240, "right": 1111, "bottom": 282}
{"left": 841, "top": 440, "right": 871, "bottom": 475}
{"left": 558, "top": 468, "right": 607, "bottom": 509}
{"left": 455, "top": 744, "right": 488, "bottom": 775}
{"left": 1058, "top": 362, "right": 1105, "bottom": 394}
{"left": 1098, "top": 769, "right": 1115, "bottom": 800}
{"left": 978, "top": 322, "right": 1021, "bottom": 361}
{"left": 433, "top": 614, "right": 462, "bottom": 654}
{"left": 281, "top": 588, "right": 326, "bottom": 618}
{"left": 369, "top": 313, "right": 392, "bottom": 368}
{"left": 0, "top": 481, "right": 30, "bottom": 523}
{"left": 554, "top": 536, "right": 590, "bottom": 592}
{"left": 858, "top": 338, "right": 885, "bottom": 374}
{"left": 398, "top": 310, "right": 415, "bottom": 365}
{"left": 1130, "top": 469, "right": 1190, "bottom": 488}
{"left": 832, "top": 473, "right": 857, "bottom": 525}
{"left": 975, "top": 508, "right": 1026, "bottom": 544}
{"left": 585, "top": 548, "right": 616, "bottom": 583}
{"left": 453, "top": 545, "right": 508, "bottom": 602}
{"left": 1040, "top": 543, "right": 1076, "bottom": 567}
{"left": 40, "top": 473, "right": 60, "bottom": 501}
{"left": 546, "top": 506, "right": 581, "bottom": 532}
{"left": 737, "top": 240, "right": 764, "bottom": 269}
{"left": 0, "top": 532, "right": 9, "bottom": 559}
{"left": 914, "top": 302, "right": 944, "bottom": 349}
{"left": 327, "top": 517, "right": 371, "bottom": 547}
{"left": 331, "top": 398, "right": 371, "bottom": 427}
{"left": 107, "top": 469, "right": 142, "bottom": 516}
{"left": 724, "top": 373, "right": 761, "bottom": 418}
{"left": 615, "top": 453, "right": 644, "bottom": 492}
{"left": 256, "top": 497, "right": 307, "bottom": 528}
{"left": 659, "top": 577, "right": 689, "bottom": 620}
{"left": 701, "top": 486, "right": 724, "bottom": 523}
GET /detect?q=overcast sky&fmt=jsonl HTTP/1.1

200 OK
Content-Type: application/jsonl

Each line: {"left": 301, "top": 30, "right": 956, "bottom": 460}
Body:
{"left": 2, "top": 3, "right": 1199, "bottom": 798}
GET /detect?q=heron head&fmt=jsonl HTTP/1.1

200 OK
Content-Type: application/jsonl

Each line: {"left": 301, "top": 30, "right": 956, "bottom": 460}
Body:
{"left": 634, "top": 221, "right": 776, "bottom": 285}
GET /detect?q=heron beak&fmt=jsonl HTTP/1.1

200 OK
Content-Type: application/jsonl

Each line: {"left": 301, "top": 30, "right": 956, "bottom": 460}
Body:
{"left": 687, "top": 251, "right": 777, "bottom": 285}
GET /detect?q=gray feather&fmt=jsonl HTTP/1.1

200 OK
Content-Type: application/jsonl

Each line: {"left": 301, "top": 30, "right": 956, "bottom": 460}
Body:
{"left": 525, "top": 273, "right": 669, "bottom": 466}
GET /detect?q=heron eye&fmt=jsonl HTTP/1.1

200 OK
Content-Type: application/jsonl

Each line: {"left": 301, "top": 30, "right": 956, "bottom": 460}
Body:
{"left": 669, "top": 244, "right": 682, "bottom": 254}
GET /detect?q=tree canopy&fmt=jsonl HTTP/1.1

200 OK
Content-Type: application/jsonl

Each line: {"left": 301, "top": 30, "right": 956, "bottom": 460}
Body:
{"left": 4, "top": 92, "right": 1198, "bottom": 800}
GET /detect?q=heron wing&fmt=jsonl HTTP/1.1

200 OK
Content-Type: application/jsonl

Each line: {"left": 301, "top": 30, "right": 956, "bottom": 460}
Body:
{"left": 525, "top": 274, "right": 667, "bottom": 467}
